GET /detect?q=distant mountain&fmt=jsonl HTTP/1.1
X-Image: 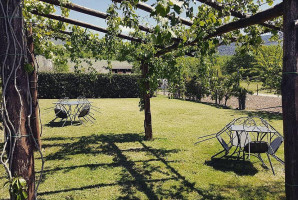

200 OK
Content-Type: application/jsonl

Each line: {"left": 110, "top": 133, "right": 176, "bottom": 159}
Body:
{"left": 218, "top": 35, "right": 280, "bottom": 56}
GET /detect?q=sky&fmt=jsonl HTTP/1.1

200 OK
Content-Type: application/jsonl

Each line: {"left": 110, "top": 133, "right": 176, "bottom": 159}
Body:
{"left": 59, "top": 0, "right": 282, "bottom": 36}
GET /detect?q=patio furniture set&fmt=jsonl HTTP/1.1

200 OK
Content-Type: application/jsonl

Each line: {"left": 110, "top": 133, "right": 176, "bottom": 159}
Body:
{"left": 195, "top": 116, "right": 284, "bottom": 175}
{"left": 51, "top": 97, "right": 99, "bottom": 126}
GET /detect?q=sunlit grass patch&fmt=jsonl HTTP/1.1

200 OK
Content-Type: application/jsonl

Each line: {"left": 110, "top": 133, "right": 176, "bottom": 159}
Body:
{"left": 0, "top": 96, "right": 284, "bottom": 199}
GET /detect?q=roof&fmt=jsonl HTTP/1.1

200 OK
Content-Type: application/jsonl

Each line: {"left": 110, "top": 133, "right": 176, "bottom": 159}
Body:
{"left": 36, "top": 56, "right": 133, "bottom": 73}
{"left": 68, "top": 60, "right": 133, "bottom": 73}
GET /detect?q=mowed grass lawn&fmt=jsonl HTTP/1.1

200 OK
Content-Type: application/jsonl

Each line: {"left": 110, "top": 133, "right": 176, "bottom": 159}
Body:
{"left": 0, "top": 96, "right": 285, "bottom": 199}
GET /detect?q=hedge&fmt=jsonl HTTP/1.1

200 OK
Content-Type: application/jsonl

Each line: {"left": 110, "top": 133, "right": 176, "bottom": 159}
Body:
{"left": 38, "top": 73, "right": 140, "bottom": 99}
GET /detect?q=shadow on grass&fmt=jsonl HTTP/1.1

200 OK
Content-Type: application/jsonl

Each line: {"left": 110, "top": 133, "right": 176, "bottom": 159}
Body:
{"left": 45, "top": 121, "right": 82, "bottom": 127}
{"left": 177, "top": 98, "right": 282, "bottom": 121}
{"left": 38, "top": 133, "right": 220, "bottom": 199}
{"left": 38, "top": 133, "right": 282, "bottom": 199}
{"left": 42, "top": 136, "right": 78, "bottom": 141}
{"left": 204, "top": 181, "right": 285, "bottom": 200}
{"left": 240, "top": 110, "right": 282, "bottom": 121}
{"left": 44, "top": 135, "right": 106, "bottom": 161}
{"left": 177, "top": 99, "right": 231, "bottom": 110}
{"left": 205, "top": 158, "right": 258, "bottom": 176}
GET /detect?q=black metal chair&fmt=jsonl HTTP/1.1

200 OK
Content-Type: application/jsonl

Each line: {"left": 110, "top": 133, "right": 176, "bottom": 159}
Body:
{"left": 211, "top": 135, "right": 232, "bottom": 159}
{"left": 268, "top": 136, "right": 284, "bottom": 165}
{"left": 77, "top": 105, "right": 95, "bottom": 124}
{"left": 52, "top": 104, "right": 70, "bottom": 127}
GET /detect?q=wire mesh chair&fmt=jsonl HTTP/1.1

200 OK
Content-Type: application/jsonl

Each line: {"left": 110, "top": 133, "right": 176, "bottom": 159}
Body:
{"left": 44, "top": 97, "right": 69, "bottom": 114}
{"left": 52, "top": 104, "right": 70, "bottom": 127}
{"left": 75, "top": 97, "right": 97, "bottom": 124}
{"left": 195, "top": 116, "right": 284, "bottom": 174}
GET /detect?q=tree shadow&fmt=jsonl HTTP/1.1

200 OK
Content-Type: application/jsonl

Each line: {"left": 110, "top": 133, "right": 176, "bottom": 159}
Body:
{"left": 98, "top": 133, "right": 174, "bottom": 200}
{"left": 38, "top": 133, "right": 208, "bottom": 199}
{"left": 177, "top": 99, "right": 231, "bottom": 110}
{"left": 37, "top": 133, "right": 283, "bottom": 199}
{"left": 202, "top": 181, "right": 285, "bottom": 200}
{"left": 42, "top": 136, "right": 78, "bottom": 141}
{"left": 240, "top": 110, "right": 282, "bottom": 121}
{"left": 205, "top": 158, "right": 258, "bottom": 176}
{"left": 44, "top": 134, "right": 105, "bottom": 161}
{"left": 177, "top": 98, "right": 282, "bottom": 121}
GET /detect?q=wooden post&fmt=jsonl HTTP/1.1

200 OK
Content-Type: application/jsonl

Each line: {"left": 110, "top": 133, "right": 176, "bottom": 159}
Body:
{"left": 141, "top": 62, "right": 153, "bottom": 140}
{"left": 28, "top": 23, "right": 41, "bottom": 150}
{"left": 0, "top": 0, "right": 36, "bottom": 199}
{"left": 282, "top": 0, "right": 298, "bottom": 199}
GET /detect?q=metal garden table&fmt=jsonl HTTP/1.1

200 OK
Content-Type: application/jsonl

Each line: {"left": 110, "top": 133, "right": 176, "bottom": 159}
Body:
{"left": 195, "top": 116, "right": 284, "bottom": 175}
{"left": 53, "top": 100, "right": 87, "bottom": 125}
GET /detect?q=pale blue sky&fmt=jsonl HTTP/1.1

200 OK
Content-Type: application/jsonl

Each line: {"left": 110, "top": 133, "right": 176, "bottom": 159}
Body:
{"left": 62, "top": 0, "right": 282, "bottom": 36}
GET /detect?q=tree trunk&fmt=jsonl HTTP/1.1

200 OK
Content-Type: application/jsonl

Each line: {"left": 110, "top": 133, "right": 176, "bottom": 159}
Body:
{"left": 282, "top": 0, "right": 298, "bottom": 199}
{"left": 0, "top": 0, "right": 36, "bottom": 199}
{"left": 28, "top": 23, "right": 41, "bottom": 150}
{"left": 141, "top": 62, "right": 153, "bottom": 140}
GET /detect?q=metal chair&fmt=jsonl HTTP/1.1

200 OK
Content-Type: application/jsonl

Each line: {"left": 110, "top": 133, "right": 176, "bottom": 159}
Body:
{"left": 268, "top": 136, "right": 284, "bottom": 165}
{"left": 77, "top": 105, "right": 95, "bottom": 124}
{"left": 211, "top": 135, "right": 233, "bottom": 159}
{"left": 52, "top": 104, "right": 70, "bottom": 127}
{"left": 195, "top": 116, "right": 284, "bottom": 175}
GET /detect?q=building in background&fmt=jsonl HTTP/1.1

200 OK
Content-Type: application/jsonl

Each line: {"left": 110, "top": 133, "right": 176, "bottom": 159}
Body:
{"left": 36, "top": 56, "right": 133, "bottom": 74}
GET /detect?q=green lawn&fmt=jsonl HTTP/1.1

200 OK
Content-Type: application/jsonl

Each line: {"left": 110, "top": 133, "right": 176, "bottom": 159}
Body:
{"left": 0, "top": 96, "right": 285, "bottom": 199}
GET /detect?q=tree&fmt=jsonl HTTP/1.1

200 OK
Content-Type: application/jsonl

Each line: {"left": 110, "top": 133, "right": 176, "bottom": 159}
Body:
{"left": 222, "top": 48, "right": 257, "bottom": 78}
{"left": 0, "top": 1, "right": 37, "bottom": 199}
{"left": 282, "top": 0, "right": 298, "bottom": 199}
{"left": 253, "top": 45, "right": 283, "bottom": 94}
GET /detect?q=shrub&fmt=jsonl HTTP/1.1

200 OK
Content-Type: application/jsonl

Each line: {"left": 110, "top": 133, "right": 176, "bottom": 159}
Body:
{"left": 38, "top": 73, "right": 140, "bottom": 99}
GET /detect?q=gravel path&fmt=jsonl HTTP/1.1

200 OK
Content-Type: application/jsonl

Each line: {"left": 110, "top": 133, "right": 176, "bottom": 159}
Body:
{"left": 201, "top": 94, "right": 282, "bottom": 113}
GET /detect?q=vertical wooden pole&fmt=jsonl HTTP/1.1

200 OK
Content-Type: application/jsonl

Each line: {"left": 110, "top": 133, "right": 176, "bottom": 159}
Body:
{"left": 282, "top": 0, "right": 298, "bottom": 199}
{"left": 0, "top": 0, "right": 35, "bottom": 199}
{"left": 141, "top": 61, "right": 153, "bottom": 140}
{"left": 28, "top": 23, "right": 41, "bottom": 150}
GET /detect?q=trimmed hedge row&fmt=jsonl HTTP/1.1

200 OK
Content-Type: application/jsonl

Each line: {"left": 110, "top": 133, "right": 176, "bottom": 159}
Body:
{"left": 38, "top": 73, "right": 140, "bottom": 99}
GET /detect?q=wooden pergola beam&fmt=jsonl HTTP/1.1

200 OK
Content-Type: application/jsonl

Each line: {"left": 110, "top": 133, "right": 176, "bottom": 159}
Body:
{"left": 205, "top": 3, "right": 283, "bottom": 39}
{"left": 38, "top": 0, "right": 184, "bottom": 44}
{"left": 31, "top": 10, "right": 144, "bottom": 43}
{"left": 196, "top": 0, "right": 282, "bottom": 31}
{"left": 112, "top": 0, "right": 193, "bottom": 26}
{"left": 156, "top": 2, "right": 283, "bottom": 57}
{"left": 39, "top": 0, "right": 153, "bottom": 33}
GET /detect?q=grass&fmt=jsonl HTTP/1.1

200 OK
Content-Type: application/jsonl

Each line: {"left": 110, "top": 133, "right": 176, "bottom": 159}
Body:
{"left": 240, "top": 81, "right": 277, "bottom": 95}
{"left": 0, "top": 96, "right": 285, "bottom": 199}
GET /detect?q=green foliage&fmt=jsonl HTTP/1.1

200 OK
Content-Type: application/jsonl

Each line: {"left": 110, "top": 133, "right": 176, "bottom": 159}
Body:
{"left": 4, "top": 177, "right": 28, "bottom": 200}
{"left": 184, "top": 63, "right": 253, "bottom": 109}
{"left": 222, "top": 48, "right": 257, "bottom": 78}
{"left": 24, "top": 63, "right": 34, "bottom": 73}
{"left": 185, "top": 75, "right": 209, "bottom": 101}
{"left": 38, "top": 73, "right": 140, "bottom": 99}
{"left": 23, "top": 0, "right": 282, "bottom": 109}
{"left": 253, "top": 45, "right": 283, "bottom": 94}
{"left": 23, "top": 0, "right": 108, "bottom": 74}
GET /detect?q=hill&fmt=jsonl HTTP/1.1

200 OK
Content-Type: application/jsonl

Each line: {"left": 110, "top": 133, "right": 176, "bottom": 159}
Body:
{"left": 218, "top": 35, "right": 280, "bottom": 55}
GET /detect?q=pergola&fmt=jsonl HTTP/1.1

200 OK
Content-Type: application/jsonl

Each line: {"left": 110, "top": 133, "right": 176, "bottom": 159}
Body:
{"left": 0, "top": 0, "right": 297, "bottom": 199}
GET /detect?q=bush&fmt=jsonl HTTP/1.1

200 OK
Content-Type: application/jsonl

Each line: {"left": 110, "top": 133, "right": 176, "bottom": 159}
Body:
{"left": 38, "top": 73, "right": 140, "bottom": 99}
{"left": 185, "top": 76, "right": 208, "bottom": 101}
